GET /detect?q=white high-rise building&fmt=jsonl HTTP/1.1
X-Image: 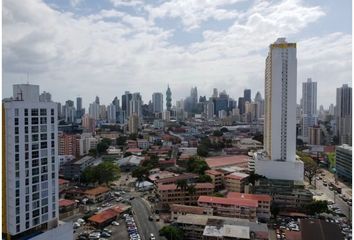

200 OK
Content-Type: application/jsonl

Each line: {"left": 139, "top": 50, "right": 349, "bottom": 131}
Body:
{"left": 336, "top": 84, "right": 352, "bottom": 145}
{"left": 129, "top": 93, "right": 142, "bottom": 117}
{"left": 254, "top": 38, "right": 304, "bottom": 181}
{"left": 88, "top": 102, "right": 99, "bottom": 120}
{"left": 107, "top": 103, "right": 117, "bottom": 123}
{"left": 3, "top": 84, "right": 72, "bottom": 239}
{"left": 152, "top": 92, "right": 163, "bottom": 113}
{"left": 301, "top": 78, "right": 317, "bottom": 141}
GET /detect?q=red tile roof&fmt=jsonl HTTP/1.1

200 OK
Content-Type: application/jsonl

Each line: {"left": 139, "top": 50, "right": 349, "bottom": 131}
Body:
{"left": 205, "top": 155, "right": 249, "bottom": 168}
{"left": 156, "top": 173, "right": 198, "bottom": 184}
{"left": 226, "top": 192, "right": 272, "bottom": 202}
{"left": 198, "top": 196, "right": 258, "bottom": 208}
{"left": 88, "top": 209, "right": 118, "bottom": 224}
{"left": 84, "top": 186, "right": 110, "bottom": 196}
{"left": 127, "top": 148, "right": 142, "bottom": 153}
{"left": 205, "top": 170, "right": 223, "bottom": 176}
{"left": 225, "top": 172, "right": 249, "bottom": 180}
{"left": 59, "top": 199, "right": 76, "bottom": 207}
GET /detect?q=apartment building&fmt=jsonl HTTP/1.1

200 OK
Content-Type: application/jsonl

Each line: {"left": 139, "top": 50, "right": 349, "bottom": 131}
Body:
{"left": 224, "top": 172, "right": 249, "bottom": 193}
{"left": 197, "top": 196, "right": 257, "bottom": 221}
{"left": 156, "top": 183, "right": 214, "bottom": 209}
{"left": 170, "top": 204, "right": 213, "bottom": 221}
{"left": 205, "top": 170, "right": 224, "bottom": 190}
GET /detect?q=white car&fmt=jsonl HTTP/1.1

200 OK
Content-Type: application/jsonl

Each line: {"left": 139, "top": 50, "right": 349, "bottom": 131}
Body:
{"left": 111, "top": 221, "right": 120, "bottom": 226}
{"left": 73, "top": 222, "right": 80, "bottom": 229}
{"left": 150, "top": 233, "right": 156, "bottom": 240}
{"left": 77, "top": 218, "right": 85, "bottom": 224}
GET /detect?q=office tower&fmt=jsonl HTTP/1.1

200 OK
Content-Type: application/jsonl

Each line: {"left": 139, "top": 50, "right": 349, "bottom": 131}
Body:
{"left": 301, "top": 78, "right": 318, "bottom": 141}
{"left": 162, "top": 110, "right": 171, "bottom": 121}
{"left": 244, "top": 89, "right": 251, "bottom": 103}
{"left": 152, "top": 92, "right": 163, "bottom": 113}
{"left": 112, "top": 97, "right": 119, "bottom": 108}
{"left": 128, "top": 113, "right": 139, "bottom": 134}
{"left": 238, "top": 97, "right": 245, "bottom": 115}
{"left": 76, "top": 97, "right": 84, "bottom": 119}
{"left": 95, "top": 96, "right": 100, "bottom": 105}
{"left": 335, "top": 144, "right": 352, "bottom": 182}
{"left": 335, "top": 84, "right": 352, "bottom": 145}
{"left": 308, "top": 126, "right": 321, "bottom": 145}
{"left": 212, "top": 88, "right": 218, "bottom": 98}
{"left": 107, "top": 103, "right": 117, "bottom": 123}
{"left": 254, "top": 38, "right": 303, "bottom": 181}
{"left": 3, "top": 84, "right": 72, "bottom": 239}
{"left": 166, "top": 85, "right": 172, "bottom": 111}
{"left": 122, "top": 91, "right": 132, "bottom": 121}
{"left": 214, "top": 91, "right": 229, "bottom": 116}
{"left": 129, "top": 93, "right": 142, "bottom": 117}
{"left": 99, "top": 105, "right": 107, "bottom": 121}
{"left": 82, "top": 114, "right": 96, "bottom": 133}
{"left": 254, "top": 91, "right": 264, "bottom": 119}
{"left": 206, "top": 101, "right": 214, "bottom": 120}
{"left": 63, "top": 100, "right": 76, "bottom": 123}
{"left": 56, "top": 102, "right": 62, "bottom": 119}
{"left": 39, "top": 91, "right": 51, "bottom": 102}
{"left": 328, "top": 104, "right": 335, "bottom": 116}
{"left": 191, "top": 87, "right": 198, "bottom": 103}
{"left": 88, "top": 97, "right": 100, "bottom": 120}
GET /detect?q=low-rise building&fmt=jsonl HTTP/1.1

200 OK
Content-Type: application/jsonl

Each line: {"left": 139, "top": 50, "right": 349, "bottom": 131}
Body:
{"left": 84, "top": 186, "right": 110, "bottom": 203}
{"left": 205, "top": 170, "right": 224, "bottom": 190}
{"left": 335, "top": 144, "right": 352, "bottom": 182}
{"left": 205, "top": 155, "right": 250, "bottom": 169}
{"left": 198, "top": 196, "right": 258, "bottom": 221}
{"left": 226, "top": 192, "right": 272, "bottom": 221}
{"left": 176, "top": 214, "right": 269, "bottom": 240}
{"left": 170, "top": 204, "right": 213, "bottom": 221}
{"left": 117, "top": 155, "right": 144, "bottom": 171}
{"left": 61, "top": 156, "right": 98, "bottom": 180}
{"left": 155, "top": 173, "right": 199, "bottom": 185}
{"left": 156, "top": 183, "right": 214, "bottom": 209}
{"left": 137, "top": 139, "right": 150, "bottom": 149}
{"left": 224, "top": 172, "right": 249, "bottom": 193}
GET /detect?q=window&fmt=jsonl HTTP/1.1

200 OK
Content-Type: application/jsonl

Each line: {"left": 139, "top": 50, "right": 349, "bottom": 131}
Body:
{"left": 26, "top": 213, "right": 30, "bottom": 220}
{"left": 16, "top": 216, "right": 20, "bottom": 224}
{"left": 41, "top": 190, "right": 48, "bottom": 198}
{"left": 33, "top": 159, "right": 39, "bottom": 167}
{"left": 41, "top": 166, "right": 48, "bottom": 173}
{"left": 51, "top": 109, "right": 54, "bottom": 115}
{"left": 41, "top": 142, "right": 47, "bottom": 149}
{"left": 25, "top": 126, "right": 28, "bottom": 133}
{"left": 40, "top": 134, "right": 47, "bottom": 141}
{"left": 15, "top": 162, "right": 19, "bottom": 171}
{"left": 42, "top": 198, "right": 48, "bottom": 206}
{"left": 31, "top": 109, "right": 38, "bottom": 116}
{"left": 40, "top": 125, "right": 47, "bottom": 132}
{"left": 25, "top": 135, "right": 29, "bottom": 142}
{"left": 51, "top": 117, "right": 55, "bottom": 123}
{"left": 52, "top": 212, "right": 56, "bottom": 218}
{"left": 24, "top": 109, "right": 28, "bottom": 116}
{"left": 31, "top": 126, "right": 39, "bottom": 133}
{"left": 15, "top": 136, "right": 19, "bottom": 144}
{"left": 15, "top": 109, "right": 19, "bottom": 116}
{"left": 40, "top": 117, "right": 47, "bottom": 124}
{"left": 16, "top": 181, "right": 20, "bottom": 188}
{"left": 26, "top": 195, "right": 29, "bottom": 203}
{"left": 25, "top": 178, "right": 29, "bottom": 186}
{"left": 16, "top": 207, "right": 20, "bottom": 215}
{"left": 41, "top": 158, "right": 48, "bottom": 165}
{"left": 16, "top": 198, "right": 20, "bottom": 206}
{"left": 41, "top": 182, "right": 48, "bottom": 189}
{"left": 51, "top": 141, "right": 55, "bottom": 148}
{"left": 32, "top": 143, "right": 39, "bottom": 150}
{"left": 32, "top": 176, "right": 39, "bottom": 184}
{"left": 15, "top": 118, "right": 19, "bottom": 125}
{"left": 51, "top": 133, "right": 54, "bottom": 139}
{"left": 25, "top": 144, "right": 29, "bottom": 151}
{"left": 15, "top": 145, "right": 19, "bottom": 152}
{"left": 33, "top": 192, "right": 40, "bottom": 201}
{"left": 32, "top": 209, "right": 40, "bottom": 217}
{"left": 31, "top": 118, "right": 39, "bottom": 125}
{"left": 15, "top": 154, "right": 19, "bottom": 161}
{"left": 40, "top": 109, "right": 47, "bottom": 116}
{"left": 33, "top": 217, "right": 40, "bottom": 226}
{"left": 25, "top": 204, "right": 29, "bottom": 212}
{"left": 32, "top": 151, "right": 39, "bottom": 158}
{"left": 26, "top": 222, "right": 29, "bottom": 229}
{"left": 16, "top": 189, "right": 20, "bottom": 197}
{"left": 15, "top": 127, "right": 19, "bottom": 135}
{"left": 16, "top": 225, "right": 20, "bottom": 233}
{"left": 42, "top": 214, "right": 48, "bottom": 222}
{"left": 41, "top": 174, "right": 48, "bottom": 181}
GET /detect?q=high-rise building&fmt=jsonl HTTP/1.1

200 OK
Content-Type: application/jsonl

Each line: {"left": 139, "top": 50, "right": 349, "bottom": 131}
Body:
{"left": 76, "top": 97, "right": 84, "bottom": 119}
{"left": 212, "top": 88, "right": 218, "bottom": 98}
{"left": 88, "top": 98, "right": 100, "bottom": 120}
{"left": 128, "top": 113, "right": 139, "bottom": 134}
{"left": 129, "top": 93, "right": 142, "bottom": 117}
{"left": 95, "top": 96, "right": 100, "bottom": 105}
{"left": 191, "top": 87, "right": 198, "bottom": 104}
{"left": 166, "top": 85, "right": 172, "bottom": 112}
{"left": 107, "top": 103, "right": 117, "bottom": 123}
{"left": 328, "top": 103, "right": 335, "bottom": 116}
{"left": 308, "top": 126, "right": 321, "bottom": 145}
{"left": 238, "top": 97, "right": 245, "bottom": 115}
{"left": 254, "top": 92, "right": 264, "bottom": 119}
{"left": 63, "top": 100, "right": 76, "bottom": 123}
{"left": 335, "top": 84, "right": 352, "bottom": 145}
{"left": 206, "top": 101, "right": 214, "bottom": 120}
{"left": 244, "top": 89, "right": 251, "bottom": 103}
{"left": 254, "top": 38, "right": 304, "bottom": 181}
{"left": 3, "top": 84, "right": 72, "bottom": 239}
{"left": 301, "top": 78, "right": 317, "bottom": 141}
{"left": 152, "top": 92, "right": 163, "bottom": 113}
{"left": 39, "top": 91, "right": 52, "bottom": 102}
{"left": 335, "top": 144, "right": 352, "bottom": 182}
{"left": 99, "top": 105, "right": 107, "bottom": 121}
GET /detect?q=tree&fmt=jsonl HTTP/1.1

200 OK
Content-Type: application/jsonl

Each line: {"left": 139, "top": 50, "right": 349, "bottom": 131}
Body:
{"left": 270, "top": 202, "right": 280, "bottom": 219}
{"left": 300, "top": 154, "right": 320, "bottom": 185}
{"left": 116, "top": 136, "right": 127, "bottom": 146}
{"left": 94, "top": 161, "right": 120, "bottom": 186}
{"left": 220, "top": 127, "right": 229, "bottom": 133}
{"left": 88, "top": 148, "right": 97, "bottom": 157}
{"left": 197, "top": 144, "right": 209, "bottom": 157}
{"left": 186, "top": 156, "right": 210, "bottom": 175}
{"left": 159, "top": 226, "right": 184, "bottom": 240}
{"left": 248, "top": 173, "right": 266, "bottom": 185}
{"left": 212, "top": 130, "right": 223, "bottom": 137}
{"left": 213, "top": 193, "right": 224, "bottom": 197}
{"left": 128, "top": 133, "right": 137, "bottom": 140}
{"left": 124, "top": 152, "right": 132, "bottom": 157}
{"left": 187, "top": 184, "right": 196, "bottom": 196}
{"left": 198, "top": 174, "right": 212, "bottom": 183}
{"left": 142, "top": 155, "right": 159, "bottom": 170}
{"left": 305, "top": 200, "right": 329, "bottom": 215}
{"left": 132, "top": 166, "right": 149, "bottom": 182}
{"left": 80, "top": 167, "right": 96, "bottom": 185}
{"left": 176, "top": 179, "right": 188, "bottom": 191}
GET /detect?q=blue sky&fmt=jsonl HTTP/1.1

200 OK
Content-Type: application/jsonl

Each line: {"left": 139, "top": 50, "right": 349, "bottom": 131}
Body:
{"left": 3, "top": 0, "right": 352, "bottom": 108}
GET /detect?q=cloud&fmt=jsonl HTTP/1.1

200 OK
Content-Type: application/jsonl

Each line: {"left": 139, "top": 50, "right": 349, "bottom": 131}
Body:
{"left": 2, "top": 0, "right": 350, "bottom": 109}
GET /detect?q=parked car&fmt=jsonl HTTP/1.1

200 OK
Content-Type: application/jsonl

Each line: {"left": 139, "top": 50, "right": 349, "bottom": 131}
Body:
{"left": 111, "top": 221, "right": 120, "bottom": 226}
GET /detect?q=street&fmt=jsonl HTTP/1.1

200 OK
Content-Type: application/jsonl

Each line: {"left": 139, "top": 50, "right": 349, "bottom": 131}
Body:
{"left": 132, "top": 197, "right": 160, "bottom": 240}
{"left": 314, "top": 179, "right": 352, "bottom": 218}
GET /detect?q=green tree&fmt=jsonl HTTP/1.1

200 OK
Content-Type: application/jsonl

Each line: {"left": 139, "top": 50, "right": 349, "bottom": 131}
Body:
{"left": 116, "top": 136, "right": 127, "bottom": 146}
{"left": 186, "top": 156, "right": 209, "bottom": 175}
{"left": 187, "top": 184, "right": 197, "bottom": 196}
{"left": 212, "top": 130, "right": 223, "bottom": 137}
{"left": 132, "top": 166, "right": 149, "bottom": 181}
{"left": 300, "top": 154, "right": 320, "bottom": 185}
{"left": 197, "top": 144, "right": 209, "bottom": 157}
{"left": 141, "top": 155, "right": 159, "bottom": 170}
{"left": 159, "top": 226, "right": 184, "bottom": 240}
{"left": 305, "top": 200, "right": 329, "bottom": 215}
{"left": 124, "top": 152, "right": 132, "bottom": 157}
{"left": 176, "top": 179, "right": 188, "bottom": 191}
{"left": 198, "top": 174, "right": 212, "bottom": 183}
{"left": 88, "top": 148, "right": 97, "bottom": 157}
{"left": 80, "top": 166, "right": 96, "bottom": 185}
{"left": 128, "top": 133, "right": 137, "bottom": 140}
{"left": 220, "top": 127, "right": 229, "bottom": 133}
{"left": 212, "top": 193, "right": 224, "bottom": 197}
{"left": 95, "top": 161, "right": 120, "bottom": 186}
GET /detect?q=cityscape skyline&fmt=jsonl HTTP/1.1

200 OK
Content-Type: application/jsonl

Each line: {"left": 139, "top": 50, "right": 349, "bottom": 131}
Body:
{"left": 3, "top": 0, "right": 352, "bottom": 107}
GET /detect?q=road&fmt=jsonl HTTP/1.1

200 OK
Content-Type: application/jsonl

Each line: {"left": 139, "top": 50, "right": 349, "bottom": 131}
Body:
{"left": 131, "top": 197, "right": 160, "bottom": 240}
{"left": 315, "top": 179, "right": 351, "bottom": 218}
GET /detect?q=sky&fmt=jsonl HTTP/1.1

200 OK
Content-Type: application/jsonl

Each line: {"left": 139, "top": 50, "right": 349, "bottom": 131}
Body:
{"left": 3, "top": 0, "right": 352, "bottom": 109}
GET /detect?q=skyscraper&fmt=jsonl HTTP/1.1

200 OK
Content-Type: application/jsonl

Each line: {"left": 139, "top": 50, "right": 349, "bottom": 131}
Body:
{"left": 191, "top": 87, "right": 198, "bottom": 103}
{"left": 129, "top": 92, "right": 142, "bottom": 117}
{"left": 238, "top": 97, "right": 245, "bottom": 115}
{"left": 39, "top": 91, "right": 51, "bottom": 102}
{"left": 122, "top": 91, "right": 132, "bottom": 121}
{"left": 152, "top": 92, "right": 163, "bottom": 113}
{"left": 76, "top": 97, "right": 84, "bottom": 119}
{"left": 254, "top": 38, "right": 303, "bottom": 181}
{"left": 63, "top": 100, "right": 76, "bottom": 123}
{"left": 244, "top": 89, "right": 251, "bottom": 103}
{"left": 166, "top": 85, "right": 172, "bottom": 111}
{"left": 336, "top": 84, "right": 352, "bottom": 145}
{"left": 3, "top": 84, "right": 72, "bottom": 239}
{"left": 301, "top": 78, "right": 317, "bottom": 141}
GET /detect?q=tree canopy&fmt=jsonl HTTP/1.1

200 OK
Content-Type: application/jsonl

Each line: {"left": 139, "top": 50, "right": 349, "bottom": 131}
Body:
{"left": 298, "top": 152, "right": 320, "bottom": 185}
{"left": 305, "top": 200, "right": 329, "bottom": 215}
{"left": 186, "top": 156, "right": 209, "bottom": 175}
{"left": 159, "top": 226, "right": 184, "bottom": 240}
{"left": 80, "top": 161, "right": 120, "bottom": 186}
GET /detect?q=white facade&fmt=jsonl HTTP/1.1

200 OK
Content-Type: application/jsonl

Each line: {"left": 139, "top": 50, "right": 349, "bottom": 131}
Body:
{"left": 162, "top": 110, "right": 171, "bottom": 121}
{"left": 88, "top": 102, "right": 99, "bottom": 120}
{"left": 107, "top": 103, "right": 117, "bottom": 123}
{"left": 4, "top": 84, "right": 60, "bottom": 237}
{"left": 129, "top": 93, "right": 142, "bottom": 117}
{"left": 335, "top": 84, "right": 352, "bottom": 145}
{"left": 152, "top": 92, "right": 163, "bottom": 113}
{"left": 301, "top": 78, "right": 317, "bottom": 140}
{"left": 256, "top": 38, "right": 303, "bottom": 181}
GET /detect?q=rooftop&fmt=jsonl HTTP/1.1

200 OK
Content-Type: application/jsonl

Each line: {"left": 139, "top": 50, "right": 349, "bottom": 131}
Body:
{"left": 226, "top": 192, "right": 272, "bottom": 202}
{"left": 59, "top": 199, "right": 76, "bottom": 207}
{"left": 158, "top": 183, "right": 214, "bottom": 191}
{"left": 155, "top": 173, "right": 198, "bottom": 184}
{"left": 170, "top": 204, "right": 212, "bottom": 215}
{"left": 205, "top": 155, "right": 249, "bottom": 168}
{"left": 84, "top": 186, "right": 110, "bottom": 196}
{"left": 205, "top": 170, "right": 223, "bottom": 176}
{"left": 72, "top": 156, "right": 95, "bottom": 165}
{"left": 225, "top": 172, "right": 249, "bottom": 180}
{"left": 198, "top": 196, "right": 258, "bottom": 208}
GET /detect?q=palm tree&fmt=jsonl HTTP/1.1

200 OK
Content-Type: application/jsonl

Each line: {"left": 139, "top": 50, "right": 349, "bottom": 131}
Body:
{"left": 176, "top": 179, "right": 188, "bottom": 191}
